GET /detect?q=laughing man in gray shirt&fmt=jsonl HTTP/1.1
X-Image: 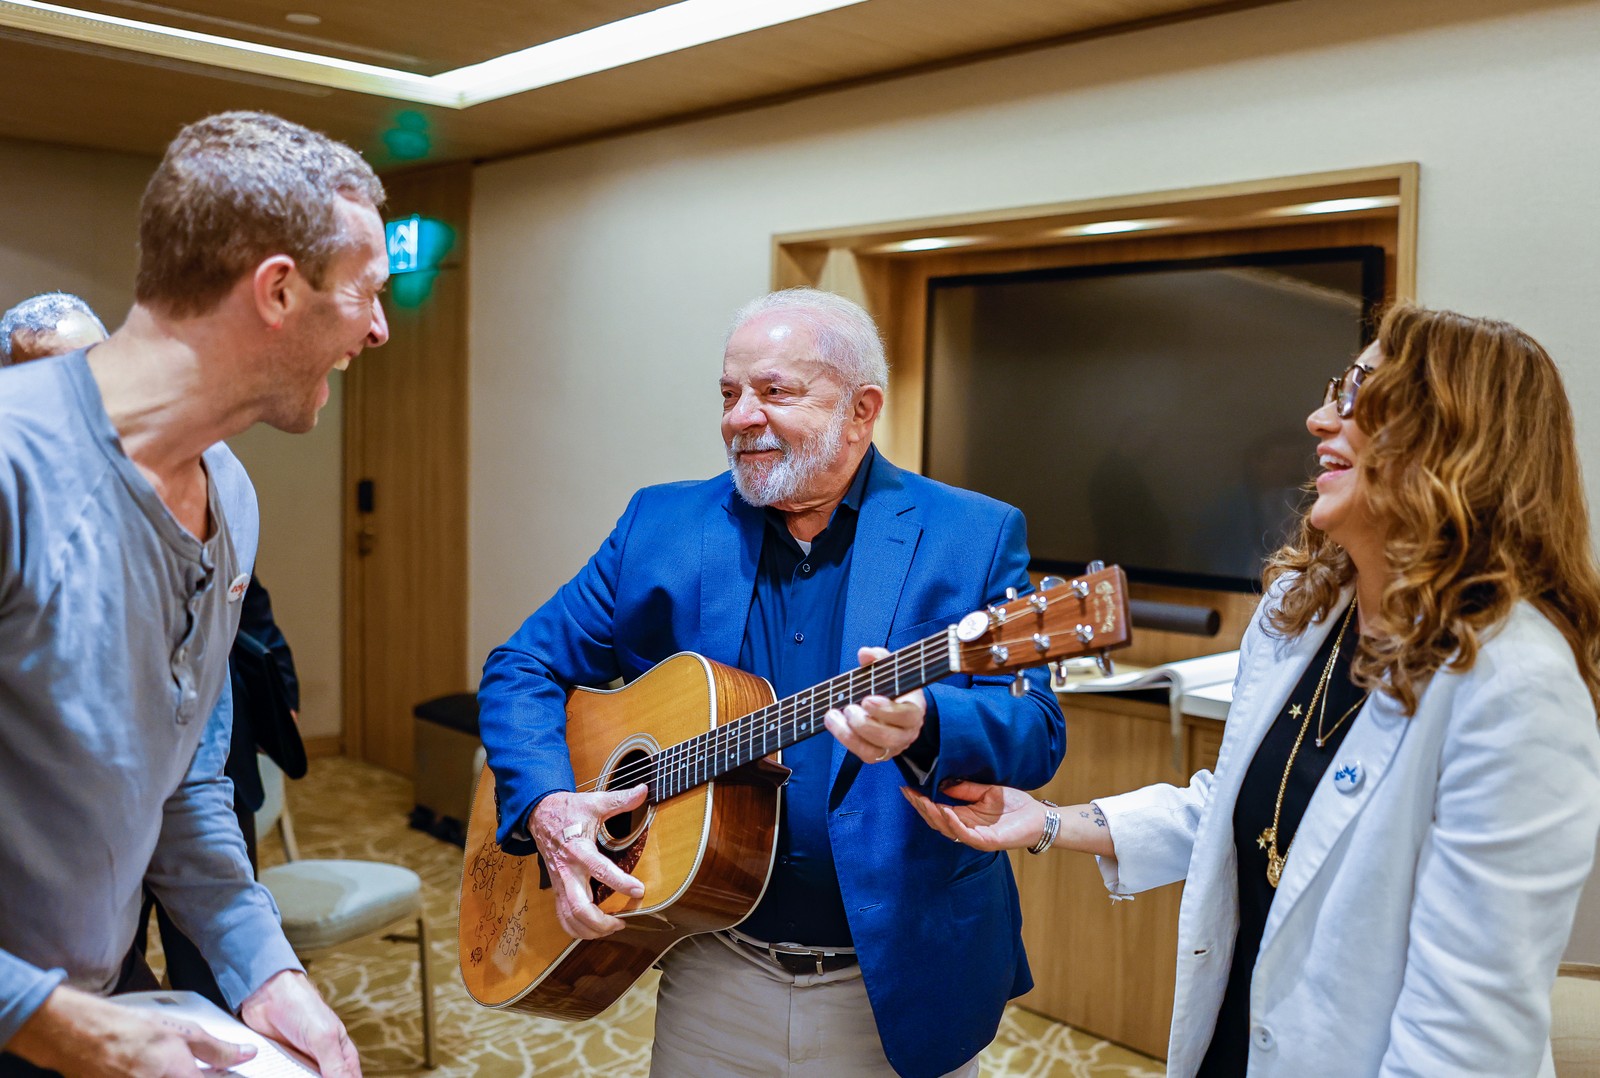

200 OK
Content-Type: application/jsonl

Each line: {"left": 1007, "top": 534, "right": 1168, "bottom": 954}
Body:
{"left": 0, "top": 111, "right": 390, "bottom": 1078}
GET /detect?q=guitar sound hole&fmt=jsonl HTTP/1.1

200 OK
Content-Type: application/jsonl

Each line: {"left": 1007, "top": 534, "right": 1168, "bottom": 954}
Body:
{"left": 600, "top": 747, "right": 652, "bottom": 847}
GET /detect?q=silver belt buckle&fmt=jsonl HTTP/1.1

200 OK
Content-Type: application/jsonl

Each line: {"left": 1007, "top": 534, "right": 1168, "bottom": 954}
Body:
{"left": 769, "top": 940, "right": 840, "bottom": 975}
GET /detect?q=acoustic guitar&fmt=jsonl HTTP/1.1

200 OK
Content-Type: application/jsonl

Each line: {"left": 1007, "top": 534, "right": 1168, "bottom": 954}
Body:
{"left": 459, "top": 565, "right": 1131, "bottom": 1019}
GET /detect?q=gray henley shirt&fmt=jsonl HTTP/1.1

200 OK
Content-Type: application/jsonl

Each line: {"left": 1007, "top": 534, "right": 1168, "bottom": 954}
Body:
{"left": 0, "top": 349, "right": 301, "bottom": 1046}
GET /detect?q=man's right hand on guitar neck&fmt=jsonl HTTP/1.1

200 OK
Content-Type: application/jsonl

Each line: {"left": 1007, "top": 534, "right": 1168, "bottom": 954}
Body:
{"left": 530, "top": 785, "right": 649, "bottom": 939}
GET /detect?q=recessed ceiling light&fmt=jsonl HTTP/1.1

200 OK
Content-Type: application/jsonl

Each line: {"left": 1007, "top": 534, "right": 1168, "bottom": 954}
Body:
{"left": 88, "top": 0, "right": 418, "bottom": 64}
{"left": 0, "top": 0, "right": 871, "bottom": 107}
{"left": 1053, "top": 218, "right": 1181, "bottom": 237}
{"left": 871, "top": 236, "right": 984, "bottom": 253}
{"left": 284, "top": 12, "right": 320, "bottom": 26}
{"left": 1267, "top": 196, "right": 1400, "bottom": 217}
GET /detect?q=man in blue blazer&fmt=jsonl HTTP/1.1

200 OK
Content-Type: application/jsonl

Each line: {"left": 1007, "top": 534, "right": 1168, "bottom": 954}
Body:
{"left": 478, "top": 288, "right": 1065, "bottom": 1078}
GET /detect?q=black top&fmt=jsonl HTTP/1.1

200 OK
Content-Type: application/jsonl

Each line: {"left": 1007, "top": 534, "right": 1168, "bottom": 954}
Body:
{"left": 226, "top": 576, "right": 306, "bottom": 810}
{"left": 1197, "top": 603, "right": 1365, "bottom": 1076}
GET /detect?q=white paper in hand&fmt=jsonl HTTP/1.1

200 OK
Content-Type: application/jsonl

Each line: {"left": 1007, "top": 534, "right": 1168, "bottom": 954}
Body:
{"left": 114, "top": 991, "right": 321, "bottom": 1076}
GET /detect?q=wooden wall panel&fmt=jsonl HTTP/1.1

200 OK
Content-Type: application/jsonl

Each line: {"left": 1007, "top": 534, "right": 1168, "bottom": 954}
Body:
{"left": 1012, "top": 697, "right": 1223, "bottom": 1059}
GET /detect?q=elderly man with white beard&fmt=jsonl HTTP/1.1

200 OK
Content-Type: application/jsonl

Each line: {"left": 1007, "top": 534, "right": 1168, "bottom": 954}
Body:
{"left": 477, "top": 288, "right": 1065, "bottom": 1078}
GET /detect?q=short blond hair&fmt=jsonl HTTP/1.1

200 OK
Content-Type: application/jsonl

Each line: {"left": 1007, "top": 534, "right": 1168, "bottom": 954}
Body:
{"left": 135, "top": 111, "right": 385, "bottom": 317}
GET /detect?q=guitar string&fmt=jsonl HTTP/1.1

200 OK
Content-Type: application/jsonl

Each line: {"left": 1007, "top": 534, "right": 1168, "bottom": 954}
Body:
{"left": 569, "top": 620, "right": 1086, "bottom": 798}
{"left": 594, "top": 586, "right": 1115, "bottom": 797}
{"left": 567, "top": 634, "right": 949, "bottom": 795}
{"left": 565, "top": 613, "right": 1101, "bottom": 797}
{"left": 567, "top": 633, "right": 950, "bottom": 796}
{"left": 568, "top": 630, "right": 1055, "bottom": 798}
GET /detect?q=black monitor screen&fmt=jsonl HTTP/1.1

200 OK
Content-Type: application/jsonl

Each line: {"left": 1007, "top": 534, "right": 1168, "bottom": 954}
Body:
{"left": 922, "top": 247, "right": 1384, "bottom": 591}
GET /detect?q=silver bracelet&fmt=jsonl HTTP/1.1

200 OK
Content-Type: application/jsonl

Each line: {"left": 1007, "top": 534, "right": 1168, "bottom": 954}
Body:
{"left": 1028, "top": 800, "right": 1060, "bottom": 855}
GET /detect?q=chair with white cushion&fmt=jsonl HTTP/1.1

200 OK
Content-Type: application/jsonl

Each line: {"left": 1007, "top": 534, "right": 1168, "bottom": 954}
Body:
{"left": 255, "top": 757, "right": 437, "bottom": 1068}
{"left": 1554, "top": 962, "right": 1600, "bottom": 1077}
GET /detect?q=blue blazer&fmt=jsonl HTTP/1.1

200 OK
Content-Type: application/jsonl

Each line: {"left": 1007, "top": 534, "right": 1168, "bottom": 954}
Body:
{"left": 479, "top": 450, "right": 1066, "bottom": 1078}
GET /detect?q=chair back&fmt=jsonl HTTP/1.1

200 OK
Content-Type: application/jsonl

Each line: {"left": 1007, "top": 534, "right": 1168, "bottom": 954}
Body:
{"left": 254, "top": 754, "right": 299, "bottom": 861}
{"left": 256, "top": 754, "right": 285, "bottom": 834}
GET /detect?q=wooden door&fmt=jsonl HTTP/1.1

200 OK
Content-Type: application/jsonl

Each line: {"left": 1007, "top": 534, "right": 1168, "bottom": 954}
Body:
{"left": 343, "top": 164, "right": 470, "bottom": 775}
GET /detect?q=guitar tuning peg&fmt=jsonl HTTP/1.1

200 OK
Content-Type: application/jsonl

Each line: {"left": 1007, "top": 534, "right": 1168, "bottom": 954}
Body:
{"left": 1095, "top": 650, "right": 1116, "bottom": 678}
{"left": 1053, "top": 659, "right": 1072, "bottom": 681}
{"left": 1005, "top": 587, "right": 1018, "bottom": 600}
{"left": 1086, "top": 559, "right": 1106, "bottom": 573}
{"left": 1009, "top": 671, "right": 1028, "bottom": 698}
{"left": 1070, "top": 579, "right": 1090, "bottom": 599}
{"left": 1039, "top": 575, "right": 1066, "bottom": 592}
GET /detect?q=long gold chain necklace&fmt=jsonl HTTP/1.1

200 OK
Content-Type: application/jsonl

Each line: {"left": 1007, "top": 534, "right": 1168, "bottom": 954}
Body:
{"left": 1257, "top": 599, "right": 1357, "bottom": 888}
{"left": 1316, "top": 685, "right": 1369, "bottom": 748}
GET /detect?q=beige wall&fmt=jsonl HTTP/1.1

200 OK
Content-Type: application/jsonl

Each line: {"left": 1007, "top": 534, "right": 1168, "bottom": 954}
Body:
{"left": 0, "top": 135, "right": 345, "bottom": 741}
{"left": 227, "top": 384, "right": 346, "bottom": 742}
{"left": 0, "top": 137, "right": 148, "bottom": 334}
{"left": 467, "top": 0, "right": 1600, "bottom": 959}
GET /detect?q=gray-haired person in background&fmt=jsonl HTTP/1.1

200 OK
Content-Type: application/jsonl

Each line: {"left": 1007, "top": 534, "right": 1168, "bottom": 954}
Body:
{"left": 0, "top": 292, "right": 107, "bottom": 366}
{"left": 0, "top": 110, "right": 389, "bottom": 1078}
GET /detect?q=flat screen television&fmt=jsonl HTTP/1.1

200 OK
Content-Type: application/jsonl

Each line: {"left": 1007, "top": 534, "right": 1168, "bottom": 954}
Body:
{"left": 922, "top": 246, "right": 1385, "bottom": 592}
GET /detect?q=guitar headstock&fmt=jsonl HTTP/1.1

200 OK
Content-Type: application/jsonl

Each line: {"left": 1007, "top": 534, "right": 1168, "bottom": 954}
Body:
{"left": 951, "top": 563, "right": 1131, "bottom": 692}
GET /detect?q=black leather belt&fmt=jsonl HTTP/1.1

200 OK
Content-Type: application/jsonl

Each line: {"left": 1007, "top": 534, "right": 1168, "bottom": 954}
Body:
{"left": 726, "top": 931, "right": 858, "bottom": 975}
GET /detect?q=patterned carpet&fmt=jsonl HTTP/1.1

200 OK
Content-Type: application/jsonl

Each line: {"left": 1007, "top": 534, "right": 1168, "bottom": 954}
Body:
{"left": 248, "top": 757, "right": 1165, "bottom": 1077}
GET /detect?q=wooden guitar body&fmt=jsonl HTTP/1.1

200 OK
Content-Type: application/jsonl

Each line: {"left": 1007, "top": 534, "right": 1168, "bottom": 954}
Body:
{"left": 458, "top": 653, "right": 783, "bottom": 1019}
{"left": 458, "top": 565, "right": 1131, "bottom": 1022}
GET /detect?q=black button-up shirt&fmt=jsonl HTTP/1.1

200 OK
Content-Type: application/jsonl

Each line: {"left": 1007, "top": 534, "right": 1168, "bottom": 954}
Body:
{"left": 735, "top": 454, "right": 874, "bottom": 947}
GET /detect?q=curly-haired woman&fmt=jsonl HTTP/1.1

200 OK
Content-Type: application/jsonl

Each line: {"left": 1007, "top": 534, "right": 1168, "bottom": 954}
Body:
{"left": 905, "top": 304, "right": 1600, "bottom": 1077}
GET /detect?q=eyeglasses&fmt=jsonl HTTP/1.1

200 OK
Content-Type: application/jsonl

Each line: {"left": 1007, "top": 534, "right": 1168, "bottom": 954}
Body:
{"left": 1322, "top": 362, "right": 1373, "bottom": 418}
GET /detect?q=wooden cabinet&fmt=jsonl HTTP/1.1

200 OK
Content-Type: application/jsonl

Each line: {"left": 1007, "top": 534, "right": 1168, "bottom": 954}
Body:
{"left": 1011, "top": 695, "right": 1223, "bottom": 1059}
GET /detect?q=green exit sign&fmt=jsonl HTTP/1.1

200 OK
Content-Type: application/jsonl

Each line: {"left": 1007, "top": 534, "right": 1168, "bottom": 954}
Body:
{"left": 383, "top": 215, "right": 457, "bottom": 306}
{"left": 386, "top": 214, "right": 423, "bottom": 273}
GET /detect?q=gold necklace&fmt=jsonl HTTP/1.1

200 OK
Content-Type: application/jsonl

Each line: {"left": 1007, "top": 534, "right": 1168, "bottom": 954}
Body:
{"left": 1316, "top": 689, "right": 1369, "bottom": 748}
{"left": 1257, "top": 599, "right": 1356, "bottom": 888}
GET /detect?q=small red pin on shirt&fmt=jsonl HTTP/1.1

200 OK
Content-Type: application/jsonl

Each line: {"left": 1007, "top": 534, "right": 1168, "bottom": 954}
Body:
{"left": 227, "top": 573, "right": 250, "bottom": 603}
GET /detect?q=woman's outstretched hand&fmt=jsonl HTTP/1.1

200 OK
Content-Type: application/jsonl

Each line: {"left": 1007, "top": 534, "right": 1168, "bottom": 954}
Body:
{"left": 901, "top": 780, "right": 1048, "bottom": 852}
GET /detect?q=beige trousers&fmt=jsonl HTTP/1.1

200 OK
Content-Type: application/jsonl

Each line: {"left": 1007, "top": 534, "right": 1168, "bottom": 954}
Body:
{"left": 649, "top": 932, "right": 981, "bottom": 1078}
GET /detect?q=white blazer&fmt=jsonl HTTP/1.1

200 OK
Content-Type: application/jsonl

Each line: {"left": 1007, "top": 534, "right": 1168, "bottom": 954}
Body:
{"left": 1096, "top": 588, "right": 1600, "bottom": 1078}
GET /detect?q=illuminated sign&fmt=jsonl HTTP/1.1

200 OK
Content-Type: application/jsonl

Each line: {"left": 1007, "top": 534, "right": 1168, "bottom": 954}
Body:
{"left": 383, "top": 215, "right": 457, "bottom": 306}
{"left": 386, "top": 214, "right": 422, "bottom": 273}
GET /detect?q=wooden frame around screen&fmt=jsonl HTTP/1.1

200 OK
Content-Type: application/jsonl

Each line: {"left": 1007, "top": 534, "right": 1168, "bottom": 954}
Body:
{"left": 771, "top": 164, "right": 1415, "bottom": 667}
{"left": 773, "top": 164, "right": 1417, "bottom": 477}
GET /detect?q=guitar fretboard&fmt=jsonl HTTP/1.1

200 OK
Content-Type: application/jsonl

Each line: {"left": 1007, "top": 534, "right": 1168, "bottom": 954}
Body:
{"left": 638, "top": 632, "right": 955, "bottom": 801}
